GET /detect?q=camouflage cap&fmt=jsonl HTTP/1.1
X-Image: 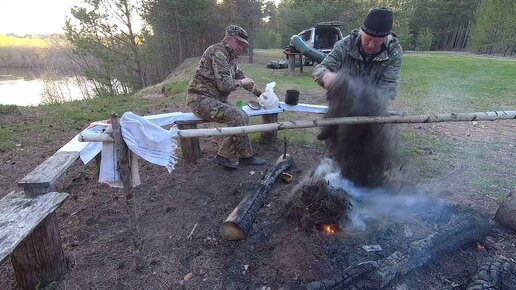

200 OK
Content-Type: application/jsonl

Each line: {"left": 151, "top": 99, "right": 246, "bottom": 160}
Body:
{"left": 225, "top": 25, "right": 249, "bottom": 45}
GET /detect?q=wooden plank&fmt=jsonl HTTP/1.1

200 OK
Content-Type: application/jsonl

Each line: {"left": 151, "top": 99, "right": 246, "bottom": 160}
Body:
{"left": 0, "top": 191, "right": 69, "bottom": 265}
{"left": 18, "top": 151, "right": 79, "bottom": 196}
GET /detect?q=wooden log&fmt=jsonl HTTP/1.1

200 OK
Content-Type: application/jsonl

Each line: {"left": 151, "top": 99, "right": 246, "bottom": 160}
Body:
{"left": 79, "top": 111, "right": 516, "bottom": 142}
{"left": 0, "top": 191, "right": 68, "bottom": 288}
{"left": 111, "top": 113, "right": 144, "bottom": 269}
{"left": 11, "top": 212, "right": 67, "bottom": 289}
{"left": 281, "top": 211, "right": 492, "bottom": 290}
{"left": 260, "top": 113, "right": 278, "bottom": 144}
{"left": 18, "top": 151, "right": 79, "bottom": 196}
{"left": 494, "top": 190, "right": 516, "bottom": 232}
{"left": 221, "top": 154, "right": 293, "bottom": 241}
{"left": 466, "top": 255, "right": 516, "bottom": 290}
{"left": 176, "top": 121, "right": 202, "bottom": 162}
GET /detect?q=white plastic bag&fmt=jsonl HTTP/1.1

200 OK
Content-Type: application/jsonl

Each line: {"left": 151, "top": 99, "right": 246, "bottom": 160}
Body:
{"left": 258, "top": 82, "right": 280, "bottom": 109}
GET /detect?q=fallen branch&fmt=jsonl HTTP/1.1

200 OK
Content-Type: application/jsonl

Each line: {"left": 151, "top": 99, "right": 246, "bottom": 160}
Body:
{"left": 220, "top": 154, "right": 293, "bottom": 241}
{"left": 79, "top": 110, "right": 516, "bottom": 142}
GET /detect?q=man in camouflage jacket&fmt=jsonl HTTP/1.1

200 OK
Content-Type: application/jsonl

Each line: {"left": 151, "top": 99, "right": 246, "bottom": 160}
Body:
{"left": 187, "top": 25, "right": 266, "bottom": 169}
{"left": 313, "top": 7, "right": 403, "bottom": 101}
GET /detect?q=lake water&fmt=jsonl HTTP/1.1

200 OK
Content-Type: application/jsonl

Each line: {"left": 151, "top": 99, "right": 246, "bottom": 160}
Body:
{"left": 0, "top": 67, "right": 88, "bottom": 106}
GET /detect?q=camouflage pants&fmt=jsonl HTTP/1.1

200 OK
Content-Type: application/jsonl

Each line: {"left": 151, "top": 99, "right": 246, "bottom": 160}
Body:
{"left": 187, "top": 94, "right": 252, "bottom": 159}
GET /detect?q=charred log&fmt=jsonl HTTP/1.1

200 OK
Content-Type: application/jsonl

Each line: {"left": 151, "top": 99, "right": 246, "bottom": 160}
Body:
{"left": 282, "top": 212, "right": 492, "bottom": 289}
{"left": 220, "top": 155, "right": 293, "bottom": 241}
{"left": 467, "top": 255, "right": 516, "bottom": 290}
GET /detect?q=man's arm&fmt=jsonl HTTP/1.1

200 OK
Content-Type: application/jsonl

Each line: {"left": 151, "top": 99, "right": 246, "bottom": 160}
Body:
{"left": 312, "top": 39, "right": 346, "bottom": 88}
{"left": 379, "top": 47, "right": 403, "bottom": 100}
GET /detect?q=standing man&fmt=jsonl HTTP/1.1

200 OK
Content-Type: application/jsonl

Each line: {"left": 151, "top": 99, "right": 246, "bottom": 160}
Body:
{"left": 187, "top": 25, "right": 266, "bottom": 170}
{"left": 313, "top": 7, "right": 402, "bottom": 100}
{"left": 312, "top": 7, "right": 403, "bottom": 187}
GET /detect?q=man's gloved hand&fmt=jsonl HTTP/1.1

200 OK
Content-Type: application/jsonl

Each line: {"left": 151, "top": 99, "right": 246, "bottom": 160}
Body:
{"left": 321, "top": 72, "right": 337, "bottom": 90}
{"left": 239, "top": 77, "right": 255, "bottom": 91}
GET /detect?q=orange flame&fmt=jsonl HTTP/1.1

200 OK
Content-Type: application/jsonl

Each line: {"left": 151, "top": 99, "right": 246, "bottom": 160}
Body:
{"left": 322, "top": 224, "right": 338, "bottom": 235}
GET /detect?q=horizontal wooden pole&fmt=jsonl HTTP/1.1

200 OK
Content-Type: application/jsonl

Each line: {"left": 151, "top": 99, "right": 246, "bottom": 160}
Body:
{"left": 78, "top": 110, "right": 516, "bottom": 142}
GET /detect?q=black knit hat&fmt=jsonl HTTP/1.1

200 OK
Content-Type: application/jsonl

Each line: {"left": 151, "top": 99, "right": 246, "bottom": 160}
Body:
{"left": 361, "top": 7, "right": 393, "bottom": 37}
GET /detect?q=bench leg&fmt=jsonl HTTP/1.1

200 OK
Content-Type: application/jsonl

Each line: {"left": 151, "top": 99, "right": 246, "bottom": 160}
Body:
{"left": 260, "top": 113, "right": 278, "bottom": 144}
{"left": 288, "top": 54, "right": 295, "bottom": 76}
{"left": 178, "top": 123, "right": 202, "bottom": 163}
{"left": 11, "top": 212, "right": 67, "bottom": 289}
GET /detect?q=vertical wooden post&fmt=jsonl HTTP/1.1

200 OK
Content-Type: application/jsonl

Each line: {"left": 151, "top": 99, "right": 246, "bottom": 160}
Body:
{"left": 260, "top": 113, "right": 278, "bottom": 144}
{"left": 176, "top": 121, "right": 202, "bottom": 162}
{"left": 11, "top": 213, "right": 67, "bottom": 289}
{"left": 288, "top": 54, "right": 295, "bottom": 76}
{"left": 111, "top": 113, "right": 144, "bottom": 269}
{"left": 299, "top": 54, "right": 303, "bottom": 73}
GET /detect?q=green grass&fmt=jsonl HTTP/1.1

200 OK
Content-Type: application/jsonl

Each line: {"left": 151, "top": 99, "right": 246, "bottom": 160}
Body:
{"left": 398, "top": 52, "right": 516, "bottom": 114}
{"left": 3, "top": 50, "right": 514, "bottom": 197}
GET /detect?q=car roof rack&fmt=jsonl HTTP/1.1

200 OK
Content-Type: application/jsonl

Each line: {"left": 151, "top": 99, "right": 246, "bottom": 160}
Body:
{"left": 315, "top": 21, "right": 344, "bottom": 27}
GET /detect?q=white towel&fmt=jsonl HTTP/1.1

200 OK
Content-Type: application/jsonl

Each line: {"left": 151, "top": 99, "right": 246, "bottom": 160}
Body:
{"left": 120, "top": 111, "right": 179, "bottom": 172}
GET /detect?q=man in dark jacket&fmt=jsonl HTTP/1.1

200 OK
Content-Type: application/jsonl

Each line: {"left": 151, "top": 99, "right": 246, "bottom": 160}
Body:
{"left": 313, "top": 7, "right": 403, "bottom": 100}
{"left": 187, "top": 25, "right": 266, "bottom": 169}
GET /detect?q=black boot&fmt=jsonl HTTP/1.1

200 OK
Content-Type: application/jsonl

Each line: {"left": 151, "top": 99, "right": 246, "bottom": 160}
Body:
{"left": 239, "top": 155, "right": 267, "bottom": 166}
{"left": 213, "top": 155, "right": 238, "bottom": 170}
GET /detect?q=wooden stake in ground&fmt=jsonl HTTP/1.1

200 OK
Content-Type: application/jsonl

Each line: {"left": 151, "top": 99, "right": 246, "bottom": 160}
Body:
{"left": 220, "top": 154, "right": 294, "bottom": 241}
{"left": 111, "top": 113, "right": 145, "bottom": 269}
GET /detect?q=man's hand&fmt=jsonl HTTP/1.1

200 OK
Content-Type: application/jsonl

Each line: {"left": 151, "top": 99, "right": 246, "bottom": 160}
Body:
{"left": 239, "top": 77, "right": 255, "bottom": 91}
{"left": 321, "top": 72, "right": 337, "bottom": 89}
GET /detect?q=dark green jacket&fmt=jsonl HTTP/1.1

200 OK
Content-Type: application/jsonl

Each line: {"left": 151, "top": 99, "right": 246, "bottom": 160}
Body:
{"left": 313, "top": 29, "right": 403, "bottom": 100}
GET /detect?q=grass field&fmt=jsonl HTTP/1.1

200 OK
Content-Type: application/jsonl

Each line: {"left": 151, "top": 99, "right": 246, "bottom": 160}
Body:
{"left": 1, "top": 50, "right": 514, "bottom": 197}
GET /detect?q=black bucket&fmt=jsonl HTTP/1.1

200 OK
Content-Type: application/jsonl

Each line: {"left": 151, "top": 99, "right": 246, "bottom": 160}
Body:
{"left": 285, "top": 89, "right": 300, "bottom": 105}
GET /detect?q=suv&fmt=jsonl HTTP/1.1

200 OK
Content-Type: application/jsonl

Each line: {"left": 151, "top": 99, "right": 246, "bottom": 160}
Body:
{"left": 297, "top": 21, "right": 344, "bottom": 65}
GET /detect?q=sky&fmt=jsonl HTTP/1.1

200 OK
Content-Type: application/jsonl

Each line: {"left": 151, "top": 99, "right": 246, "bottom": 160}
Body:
{"left": 0, "top": 0, "right": 78, "bottom": 35}
{"left": 0, "top": 0, "right": 282, "bottom": 35}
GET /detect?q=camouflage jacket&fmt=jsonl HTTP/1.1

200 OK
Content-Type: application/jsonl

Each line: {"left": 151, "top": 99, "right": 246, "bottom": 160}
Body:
{"left": 313, "top": 29, "right": 403, "bottom": 100}
{"left": 188, "top": 41, "right": 245, "bottom": 102}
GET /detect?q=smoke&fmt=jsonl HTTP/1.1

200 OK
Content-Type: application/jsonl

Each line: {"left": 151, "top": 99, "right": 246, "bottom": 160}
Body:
{"left": 314, "top": 159, "right": 449, "bottom": 230}
{"left": 320, "top": 71, "right": 399, "bottom": 188}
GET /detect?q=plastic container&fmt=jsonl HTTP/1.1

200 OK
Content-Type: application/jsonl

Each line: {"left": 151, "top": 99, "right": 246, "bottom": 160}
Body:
{"left": 285, "top": 89, "right": 299, "bottom": 105}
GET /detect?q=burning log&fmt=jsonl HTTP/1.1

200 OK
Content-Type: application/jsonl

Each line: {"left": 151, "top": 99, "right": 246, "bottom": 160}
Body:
{"left": 285, "top": 173, "right": 350, "bottom": 232}
{"left": 220, "top": 154, "right": 293, "bottom": 241}
{"left": 466, "top": 255, "right": 516, "bottom": 290}
{"left": 281, "top": 211, "right": 492, "bottom": 290}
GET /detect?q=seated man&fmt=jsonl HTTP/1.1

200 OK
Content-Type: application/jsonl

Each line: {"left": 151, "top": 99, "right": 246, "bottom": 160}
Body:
{"left": 187, "top": 25, "right": 266, "bottom": 170}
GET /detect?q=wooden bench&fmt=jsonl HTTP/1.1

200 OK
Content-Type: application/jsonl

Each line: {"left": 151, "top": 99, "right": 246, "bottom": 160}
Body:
{"left": 0, "top": 191, "right": 69, "bottom": 289}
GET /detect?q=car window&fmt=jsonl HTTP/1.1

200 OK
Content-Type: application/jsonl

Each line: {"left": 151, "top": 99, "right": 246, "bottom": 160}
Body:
{"left": 300, "top": 30, "right": 311, "bottom": 42}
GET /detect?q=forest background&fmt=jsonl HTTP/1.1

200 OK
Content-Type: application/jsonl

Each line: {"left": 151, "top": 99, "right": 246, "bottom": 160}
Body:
{"left": 0, "top": 0, "right": 514, "bottom": 99}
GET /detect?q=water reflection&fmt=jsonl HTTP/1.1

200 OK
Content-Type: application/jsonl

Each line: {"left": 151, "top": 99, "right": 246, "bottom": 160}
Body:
{"left": 0, "top": 67, "right": 88, "bottom": 106}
